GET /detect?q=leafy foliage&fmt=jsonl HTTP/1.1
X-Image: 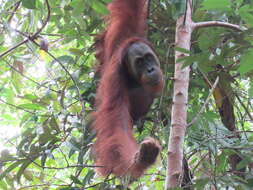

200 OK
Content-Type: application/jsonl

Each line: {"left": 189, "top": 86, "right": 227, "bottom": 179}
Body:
{"left": 0, "top": 0, "right": 253, "bottom": 189}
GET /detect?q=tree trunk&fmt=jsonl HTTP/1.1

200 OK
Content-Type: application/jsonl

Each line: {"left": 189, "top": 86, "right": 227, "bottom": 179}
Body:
{"left": 165, "top": 0, "right": 193, "bottom": 188}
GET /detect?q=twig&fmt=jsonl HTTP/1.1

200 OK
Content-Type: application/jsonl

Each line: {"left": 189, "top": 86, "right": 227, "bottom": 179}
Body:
{"left": 37, "top": 164, "right": 103, "bottom": 170}
{"left": 187, "top": 76, "right": 219, "bottom": 127}
{"left": 83, "top": 177, "right": 115, "bottom": 189}
{"left": 7, "top": 1, "right": 21, "bottom": 23}
{"left": 18, "top": 183, "right": 69, "bottom": 190}
{"left": 15, "top": 29, "right": 85, "bottom": 114}
{"left": 6, "top": 139, "right": 101, "bottom": 170}
{"left": 0, "top": 98, "right": 35, "bottom": 114}
{"left": 0, "top": 39, "right": 29, "bottom": 58}
{"left": 32, "top": 40, "right": 85, "bottom": 113}
{"left": 3, "top": 59, "right": 60, "bottom": 93}
{"left": 235, "top": 93, "right": 253, "bottom": 121}
{"left": 32, "top": 0, "right": 51, "bottom": 38}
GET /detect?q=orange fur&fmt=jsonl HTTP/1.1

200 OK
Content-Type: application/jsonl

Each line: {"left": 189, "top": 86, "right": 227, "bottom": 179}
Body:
{"left": 93, "top": 0, "right": 162, "bottom": 179}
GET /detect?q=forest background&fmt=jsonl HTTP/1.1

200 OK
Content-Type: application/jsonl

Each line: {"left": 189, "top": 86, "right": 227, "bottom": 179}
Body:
{"left": 0, "top": 0, "right": 253, "bottom": 189}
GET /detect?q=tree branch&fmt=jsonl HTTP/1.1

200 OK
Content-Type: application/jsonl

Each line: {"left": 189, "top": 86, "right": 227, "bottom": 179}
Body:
{"left": 235, "top": 93, "right": 253, "bottom": 122}
{"left": 0, "top": 98, "right": 35, "bottom": 114}
{"left": 193, "top": 21, "right": 246, "bottom": 31}
{"left": 7, "top": 1, "right": 21, "bottom": 23}
{"left": 187, "top": 76, "right": 219, "bottom": 127}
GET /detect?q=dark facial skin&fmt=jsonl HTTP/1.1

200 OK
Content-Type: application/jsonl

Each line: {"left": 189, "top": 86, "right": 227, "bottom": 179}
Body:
{"left": 125, "top": 42, "right": 164, "bottom": 121}
{"left": 126, "top": 42, "right": 163, "bottom": 88}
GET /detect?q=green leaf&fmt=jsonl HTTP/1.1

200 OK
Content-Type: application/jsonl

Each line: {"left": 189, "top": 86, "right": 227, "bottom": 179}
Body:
{"left": 53, "top": 55, "right": 75, "bottom": 65}
{"left": 70, "top": 0, "right": 84, "bottom": 16}
{"left": 197, "top": 31, "right": 219, "bottom": 51}
{"left": 22, "top": 0, "right": 36, "bottom": 9}
{"left": 18, "top": 103, "right": 45, "bottom": 110}
{"left": 249, "top": 79, "right": 253, "bottom": 96}
{"left": 238, "top": 49, "right": 253, "bottom": 75}
{"left": 11, "top": 70, "right": 22, "bottom": 94}
{"left": 216, "top": 152, "right": 227, "bottom": 173}
{"left": 82, "top": 170, "right": 95, "bottom": 185}
{"left": 174, "top": 47, "right": 191, "bottom": 54}
{"left": 239, "top": 5, "right": 253, "bottom": 27}
{"left": 91, "top": 0, "right": 109, "bottom": 15}
{"left": 49, "top": 116, "right": 60, "bottom": 133}
{"left": 0, "top": 180, "right": 8, "bottom": 190}
{"left": 70, "top": 175, "right": 82, "bottom": 185}
{"left": 194, "top": 178, "right": 209, "bottom": 190}
{"left": 202, "top": 0, "right": 231, "bottom": 11}
{"left": 69, "top": 48, "right": 84, "bottom": 56}
{"left": 23, "top": 94, "right": 38, "bottom": 101}
{"left": 236, "top": 156, "right": 252, "bottom": 170}
{"left": 171, "top": 0, "right": 186, "bottom": 19}
{"left": 17, "top": 160, "right": 33, "bottom": 183}
{"left": 23, "top": 170, "right": 33, "bottom": 181}
{"left": 0, "top": 161, "right": 24, "bottom": 180}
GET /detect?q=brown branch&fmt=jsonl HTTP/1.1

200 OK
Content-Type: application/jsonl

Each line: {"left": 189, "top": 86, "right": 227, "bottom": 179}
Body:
{"left": 0, "top": 39, "right": 29, "bottom": 58}
{"left": 7, "top": 1, "right": 21, "bottom": 23}
{"left": 32, "top": 0, "right": 51, "bottom": 38}
{"left": 193, "top": 21, "right": 245, "bottom": 31}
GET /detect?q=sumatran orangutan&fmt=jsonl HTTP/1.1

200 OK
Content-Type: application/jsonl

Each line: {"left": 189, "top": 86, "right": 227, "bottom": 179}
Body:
{"left": 93, "top": 0, "right": 164, "bottom": 179}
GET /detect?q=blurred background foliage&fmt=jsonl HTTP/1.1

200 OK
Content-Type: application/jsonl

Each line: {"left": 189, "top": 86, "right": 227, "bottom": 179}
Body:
{"left": 0, "top": 0, "right": 253, "bottom": 189}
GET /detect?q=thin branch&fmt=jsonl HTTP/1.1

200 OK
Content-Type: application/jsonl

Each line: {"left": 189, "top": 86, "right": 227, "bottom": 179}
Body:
{"left": 193, "top": 21, "right": 246, "bottom": 31}
{"left": 32, "top": 0, "right": 51, "bottom": 38}
{"left": 0, "top": 97, "right": 51, "bottom": 117}
{"left": 187, "top": 76, "right": 219, "bottom": 127}
{"left": 0, "top": 0, "right": 50, "bottom": 58}
{"left": 235, "top": 93, "right": 253, "bottom": 122}
{"left": 3, "top": 59, "right": 60, "bottom": 93}
{"left": 6, "top": 139, "right": 101, "bottom": 170}
{"left": 32, "top": 39, "right": 85, "bottom": 113}
{"left": 40, "top": 33, "right": 63, "bottom": 37}
{"left": 83, "top": 177, "right": 115, "bottom": 189}
{"left": 18, "top": 184, "right": 69, "bottom": 190}
{"left": 15, "top": 29, "right": 85, "bottom": 114}
{"left": 37, "top": 164, "right": 103, "bottom": 170}
{"left": 0, "top": 39, "right": 29, "bottom": 58}
{"left": 0, "top": 98, "right": 35, "bottom": 114}
{"left": 7, "top": 1, "right": 21, "bottom": 23}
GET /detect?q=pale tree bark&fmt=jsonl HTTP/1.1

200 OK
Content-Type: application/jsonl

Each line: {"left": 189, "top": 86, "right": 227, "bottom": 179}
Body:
{"left": 165, "top": 0, "right": 193, "bottom": 188}
{"left": 165, "top": 0, "right": 244, "bottom": 189}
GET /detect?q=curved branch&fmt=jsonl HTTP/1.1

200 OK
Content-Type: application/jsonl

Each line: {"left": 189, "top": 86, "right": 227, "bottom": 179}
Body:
{"left": 193, "top": 21, "right": 246, "bottom": 31}
{"left": 32, "top": 0, "right": 51, "bottom": 39}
